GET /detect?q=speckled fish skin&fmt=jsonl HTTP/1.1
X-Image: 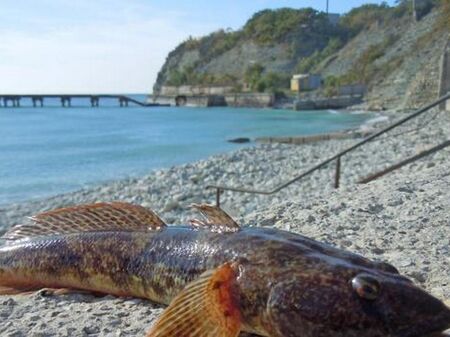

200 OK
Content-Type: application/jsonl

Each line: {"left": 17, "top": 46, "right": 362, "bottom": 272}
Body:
{"left": 1, "top": 226, "right": 450, "bottom": 337}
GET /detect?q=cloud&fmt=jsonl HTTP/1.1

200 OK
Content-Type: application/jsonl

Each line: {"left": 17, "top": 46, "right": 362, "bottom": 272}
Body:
{"left": 0, "top": 1, "right": 215, "bottom": 93}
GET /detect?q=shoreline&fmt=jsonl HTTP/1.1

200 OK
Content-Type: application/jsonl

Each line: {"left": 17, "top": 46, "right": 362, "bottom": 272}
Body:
{"left": 0, "top": 107, "right": 379, "bottom": 210}
{"left": 0, "top": 108, "right": 449, "bottom": 336}
{"left": 0, "top": 110, "right": 386, "bottom": 226}
{"left": 0, "top": 106, "right": 375, "bottom": 207}
{"left": 1, "top": 108, "right": 446, "bottom": 232}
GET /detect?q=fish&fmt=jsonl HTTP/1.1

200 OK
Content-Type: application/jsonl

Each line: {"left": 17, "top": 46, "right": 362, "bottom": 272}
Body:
{"left": 0, "top": 201, "right": 449, "bottom": 337}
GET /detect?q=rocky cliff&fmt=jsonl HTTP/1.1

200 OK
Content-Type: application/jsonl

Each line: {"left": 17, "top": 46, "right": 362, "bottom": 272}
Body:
{"left": 153, "top": 2, "right": 449, "bottom": 110}
{"left": 153, "top": 8, "right": 340, "bottom": 94}
{"left": 316, "top": 8, "right": 449, "bottom": 110}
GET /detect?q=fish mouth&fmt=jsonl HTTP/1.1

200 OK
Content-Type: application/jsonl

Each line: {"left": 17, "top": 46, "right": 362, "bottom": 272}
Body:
{"left": 393, "top": 308, "right": 450, "bottom": 337}
{"left": 421, "top": 332, "right": 450, "bottom": 337}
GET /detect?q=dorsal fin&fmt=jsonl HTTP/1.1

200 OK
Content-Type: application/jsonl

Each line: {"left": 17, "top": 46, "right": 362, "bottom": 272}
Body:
{"left": 189, "top": 204, "right": 240, "bottom": 233}
{"left": 2, "top": 202, "right": 166, "bottom": 240}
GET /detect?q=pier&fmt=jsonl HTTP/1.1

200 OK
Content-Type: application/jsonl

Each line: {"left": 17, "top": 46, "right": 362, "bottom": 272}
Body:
{"left": 0, "top": 94, "right": 165, "bottom": 108}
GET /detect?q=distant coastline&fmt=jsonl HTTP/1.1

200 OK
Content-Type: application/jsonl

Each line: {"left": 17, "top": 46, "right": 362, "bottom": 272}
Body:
{"left": 152, "top": 5, "right": 449, "bottom": 112}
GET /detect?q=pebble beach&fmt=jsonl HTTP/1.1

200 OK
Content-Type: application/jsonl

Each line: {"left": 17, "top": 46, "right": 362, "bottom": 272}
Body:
{"left": 0, "top": 108, "right": 449, "bottom": 336}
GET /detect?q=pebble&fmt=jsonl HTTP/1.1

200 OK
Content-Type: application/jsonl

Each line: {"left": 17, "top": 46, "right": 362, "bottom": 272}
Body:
{"left": 0, "top": 109, "right": 449, "bottom": 336}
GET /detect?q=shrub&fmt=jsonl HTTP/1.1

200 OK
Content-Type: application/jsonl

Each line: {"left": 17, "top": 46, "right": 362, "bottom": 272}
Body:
{"left": 296, "top": 37, "right": 343, "bottom": 73}
{"left": 244, "top": 63, "right": 265, "bottom": 90}
{"left": 262, "top": 72, "right": 291, "bottom": 92}
{"left": 436, "top": 0, "right": 450, "bottom": 30}
{"left": 243, "top": 8, "right": 330, "bottom": 44}
{"left": 256, "top": 80, "right": 267, "bottom": 93}
{"left": 167, "top": 69, "right": 188, "bottom": 86}
{"left": 340, "top": 4, "right": 391, "bottom": 35}
{"left": 184, "top": 36, "right": 200, "bottom": 50}
{"left": 343, "top": 34, "right": 399, "bottom": 84}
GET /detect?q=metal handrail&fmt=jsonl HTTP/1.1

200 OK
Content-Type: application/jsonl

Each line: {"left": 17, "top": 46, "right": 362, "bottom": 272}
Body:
{"left": 206, "top": 92, "right": 450, "bottom": 206}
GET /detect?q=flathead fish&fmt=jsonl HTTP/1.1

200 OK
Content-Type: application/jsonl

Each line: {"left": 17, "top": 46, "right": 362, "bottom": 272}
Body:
{"left": 0, "top": 202, "right": 449, "bottom": 337}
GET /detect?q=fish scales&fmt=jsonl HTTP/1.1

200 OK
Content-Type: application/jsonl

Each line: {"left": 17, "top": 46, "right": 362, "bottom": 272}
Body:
{"left": 0, "top": 202, "right": 449, "bottom": 337}
{"left": 0, "top": 227, "right": 381, "bottom": 332}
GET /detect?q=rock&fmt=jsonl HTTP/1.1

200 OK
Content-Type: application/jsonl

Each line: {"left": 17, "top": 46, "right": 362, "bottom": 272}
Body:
{"left": 162, "top": 200, "right": 180, "bottom": 212}
{"left": 371, "top": 247, "right": 385, "bottom": 255}
{"left": 227, "top": 137, "right": 251, "bottom": 144}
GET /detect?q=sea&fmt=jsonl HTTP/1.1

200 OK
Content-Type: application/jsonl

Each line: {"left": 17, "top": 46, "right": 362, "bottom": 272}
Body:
{"left": 0, "top": 94, "right": 374, "bottom": 205}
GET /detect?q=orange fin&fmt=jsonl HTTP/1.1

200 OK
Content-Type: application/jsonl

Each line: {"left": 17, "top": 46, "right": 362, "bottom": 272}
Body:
{"left": 190, "top": 204, "right": 240, "bottom": 233}
{"left": 146, "top": 262, "right": 241, "bottom": 337}
{"left": 2, "top": 202, "right": 166, "bottom": 240}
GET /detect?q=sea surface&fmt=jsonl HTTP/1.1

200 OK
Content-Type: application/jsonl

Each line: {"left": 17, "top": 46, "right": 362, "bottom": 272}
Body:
{"left": 0, "top": 95, "right": 374, "bottom": 205}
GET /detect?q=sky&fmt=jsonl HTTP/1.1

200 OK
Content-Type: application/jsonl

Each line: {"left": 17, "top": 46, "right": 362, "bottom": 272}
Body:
{"left": 0, "top": 0, "right": 397, "bottom": 94}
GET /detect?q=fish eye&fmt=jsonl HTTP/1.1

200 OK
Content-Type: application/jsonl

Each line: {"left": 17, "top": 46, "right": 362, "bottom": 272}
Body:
{"left": 352, "top": 274, "right": 380, "bottom": 300}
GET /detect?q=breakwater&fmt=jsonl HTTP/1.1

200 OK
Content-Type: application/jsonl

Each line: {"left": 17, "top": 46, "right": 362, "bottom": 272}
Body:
{"left": 152, "top": 93, "right": 274, "bottom": 108}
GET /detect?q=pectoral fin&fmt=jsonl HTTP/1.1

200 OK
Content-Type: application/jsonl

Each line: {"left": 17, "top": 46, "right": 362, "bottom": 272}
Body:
{"left": 146, "top": 262, "right": 241, "bottom": 337}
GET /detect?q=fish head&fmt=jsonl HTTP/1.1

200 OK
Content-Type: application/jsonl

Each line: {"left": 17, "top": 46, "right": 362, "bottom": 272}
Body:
{"left": 265, "top": 267, "right": 450, "bottom": 337}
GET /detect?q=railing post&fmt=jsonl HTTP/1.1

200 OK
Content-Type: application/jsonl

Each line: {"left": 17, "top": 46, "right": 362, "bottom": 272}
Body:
{"left": 334, "top": 155, "right": 341, "bottom": 189}
{"left": 216, "top": 188, "right": 221, "bottom": 207}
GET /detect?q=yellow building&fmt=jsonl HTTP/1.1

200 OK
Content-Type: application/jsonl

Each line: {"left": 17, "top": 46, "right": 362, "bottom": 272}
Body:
{"left": 291, "top": 74, "right": 322, "bottom": 92}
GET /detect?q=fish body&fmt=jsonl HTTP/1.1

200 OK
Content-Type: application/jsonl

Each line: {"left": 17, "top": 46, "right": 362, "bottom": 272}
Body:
{"left": 0, "top": 202, "right": 449, "bottom": 337}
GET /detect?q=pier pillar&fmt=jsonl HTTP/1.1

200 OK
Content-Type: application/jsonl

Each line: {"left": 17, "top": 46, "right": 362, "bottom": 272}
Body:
{"left": 119, "top": 97, "right": 129, "bottom": 107}
{"left": 61, "top": 97, "right": 72, "bottom": 107}
{"left": 4, "top": 98, "right": 12, "bottom": 107}
{"left": 90, "top": 96, "right": 99, "bottom": 107}
{"left": 32, "top": 97, "right": 44, "bottom": 107}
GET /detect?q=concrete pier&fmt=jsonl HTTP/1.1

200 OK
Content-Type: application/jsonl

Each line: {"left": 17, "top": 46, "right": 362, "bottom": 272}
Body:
{"left": 3, "top": 97, "right": 21, "bottom": 107}
{"left": 0, "top": 94, "right": 167, "bottom": 108}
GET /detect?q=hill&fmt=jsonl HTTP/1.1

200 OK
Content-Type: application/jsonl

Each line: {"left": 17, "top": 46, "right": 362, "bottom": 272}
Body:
{"left": 153, "top": 1, "right": 449, "bottom": 110}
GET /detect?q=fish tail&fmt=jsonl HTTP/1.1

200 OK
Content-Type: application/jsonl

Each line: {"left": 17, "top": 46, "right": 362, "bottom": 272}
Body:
{"left": 0, "top": 202, "right": 167, "bottom": 297}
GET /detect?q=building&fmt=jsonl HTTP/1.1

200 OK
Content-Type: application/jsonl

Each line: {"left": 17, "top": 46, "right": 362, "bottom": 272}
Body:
{"left": 327, "top": 13, "right": 340, "bottom": 26}
{"left": 290, "top": 74, "right": 322, "bottom": 92}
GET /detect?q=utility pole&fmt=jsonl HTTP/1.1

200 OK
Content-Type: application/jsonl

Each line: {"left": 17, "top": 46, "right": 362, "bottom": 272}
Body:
{"left": 412, "top": 0, "right": 417, "bottom": 21}
{"left": 326, "top": 0, "right": 329, "bottom": 14}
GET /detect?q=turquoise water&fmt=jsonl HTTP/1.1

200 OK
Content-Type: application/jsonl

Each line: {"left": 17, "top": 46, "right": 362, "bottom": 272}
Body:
{"left": 0, "top": 95, "right": 373, "bottom": 205}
